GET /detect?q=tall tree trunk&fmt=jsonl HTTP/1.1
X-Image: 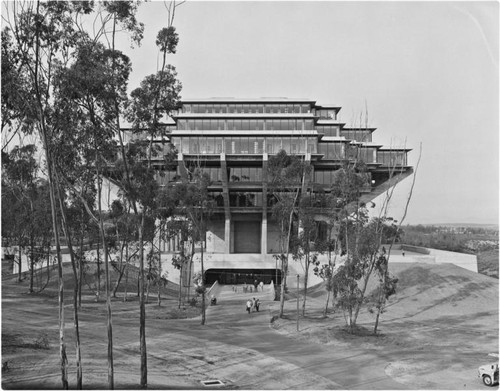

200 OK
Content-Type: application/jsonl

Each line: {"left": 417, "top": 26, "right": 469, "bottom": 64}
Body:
{"left": 302, "top": 254, "right": 309, "bottom": 316}
{"left": 29, "top": 234, "right": 34, "bottom": 294}
{"left": 200, "top": 237, "right": 206, "bottom": 325}
{"left": 56, "top": 179, "right": 83, "bottom": 389}
{"left": 18, "top": 244, "right": 22, "bottom": 282}
{"left": 123, "top": 245, "right": 129, "bottom": 302}
{"left": 96, "top": 238, "right": 100, "bottom": 301}
{"left": 178, "top": 264, "right": 183, "bottom": 309}
{"left": 138, "top": 218, "right": 147, "bottom": 388}
{"left": 157, "top": 250, "right": 162, "bottom": 307}
{"left": 279, "top": 208, "right": 295, "bottom": 318}
{"left": 78, "top": 229, "right": 84, "bottom": 309}
{"left": 112, "top": 241, "right": 126, "bottom": 298}
{"left": 97, "top": 175, "right": 114, "bottom": 390}
{"left": 323, "top": 290, "right": 331, "bottom": 317}
{"left": 42, "top": 147, "right": 68, "bottom": 389}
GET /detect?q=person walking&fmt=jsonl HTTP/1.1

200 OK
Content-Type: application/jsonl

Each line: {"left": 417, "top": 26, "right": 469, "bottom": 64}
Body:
{"left": 259, "top": 281, "right": 264, "bottom": 292}
{"left": 252, "top": 297, "right": 257, "bottom": 312}
{"left": 246, "top": 299, "right": 252, "bottom": 314}
{"left": 255, "top": 298, "right": 260, "bottom": 312}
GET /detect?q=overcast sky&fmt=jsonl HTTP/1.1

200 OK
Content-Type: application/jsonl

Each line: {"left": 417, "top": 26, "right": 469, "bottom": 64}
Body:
{"left": 120, "top": 1, "right": 498, "bottom": 225}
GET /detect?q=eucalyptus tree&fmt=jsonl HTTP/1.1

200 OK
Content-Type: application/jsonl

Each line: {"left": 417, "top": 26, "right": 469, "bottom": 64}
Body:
{"left": 1, "top": 145, "right": 37, "bottom": 280}
{"left": 292, "top": 196, "right": 325, "bottom": 316}
{"left": 267, "top": 150, "right": 311, "bottom": 318}
{"left": 164, "top": 168, "right": 214, "bottom": 324}
{"left": 1, "top": 3, "right": 97, "bottom": 386}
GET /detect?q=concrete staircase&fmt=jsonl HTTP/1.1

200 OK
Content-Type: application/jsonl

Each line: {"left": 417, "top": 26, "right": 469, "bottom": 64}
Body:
{"left": 208, "top": 283, "right": 274, "bottom": 305}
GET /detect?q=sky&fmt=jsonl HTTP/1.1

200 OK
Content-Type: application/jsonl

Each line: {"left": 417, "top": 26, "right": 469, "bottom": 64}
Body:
{"left": 3, "top": 0, "right": 492, "bottom": 226}
{"left": 116, "top": 0, "right": 499, "bottom": 226}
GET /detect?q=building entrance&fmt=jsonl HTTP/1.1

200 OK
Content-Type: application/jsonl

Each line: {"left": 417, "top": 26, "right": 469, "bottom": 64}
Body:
{"left": 205, "top": 268, "right": 282, "bottom": 286}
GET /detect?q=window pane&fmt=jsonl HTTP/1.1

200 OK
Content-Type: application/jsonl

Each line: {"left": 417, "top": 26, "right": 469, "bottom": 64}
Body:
{"left": 216, "top": 137, "right": 223, "bottom": 153}
{"left": 266, "top": 138, "right": 273, "bottom": 153}
{"left": 206, "top": 138, "right": 215, "bottom": 153}
{"left": 240, "top": 137, "right": 249, "bottom": 153}
{"left": 282, "top": 138, "right": 290, "bottom": 153}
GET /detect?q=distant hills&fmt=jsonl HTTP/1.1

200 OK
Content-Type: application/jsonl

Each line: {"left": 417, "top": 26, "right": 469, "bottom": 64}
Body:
{"left": 414, "top": 223, "right": 498, "bottom": 229}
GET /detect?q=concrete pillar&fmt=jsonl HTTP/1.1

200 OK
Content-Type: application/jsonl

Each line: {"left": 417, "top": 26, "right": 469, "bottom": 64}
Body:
{"left": 261, "top": 216, "right": 267, "bottom": 255}
{"left": 224, "top": 218, "right": 231, "bottom": 254}
{"left": 262, "top": 153, "right": 268, "bottom": 255}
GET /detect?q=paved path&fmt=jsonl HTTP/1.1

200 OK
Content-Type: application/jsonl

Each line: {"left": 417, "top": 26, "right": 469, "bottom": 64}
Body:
{"left": 157, "top": 284, "right": 410, "bottom": 390}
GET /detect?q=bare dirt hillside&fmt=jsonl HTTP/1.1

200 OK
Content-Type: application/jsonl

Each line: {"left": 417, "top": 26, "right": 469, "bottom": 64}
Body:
{"left": 272, "top": 262, "right": 499, "bottom": 389}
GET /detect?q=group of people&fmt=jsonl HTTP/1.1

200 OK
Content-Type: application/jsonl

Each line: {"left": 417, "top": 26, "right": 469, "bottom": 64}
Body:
{"left": 233, "top": 279, "right": 265, "bottom": 294}
{"left": 246, "top": 297, "right": 260, "bottom": 313}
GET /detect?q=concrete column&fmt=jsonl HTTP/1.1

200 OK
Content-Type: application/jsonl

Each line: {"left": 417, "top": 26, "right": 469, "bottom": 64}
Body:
{"left": 262, "top": 153, "right": 268, "bottom": 255}
{"left": 261, "top": 216, "right": 267, "bottom": 255}
{"left": 224, "top": 218, "right": 231, "bottom": 254}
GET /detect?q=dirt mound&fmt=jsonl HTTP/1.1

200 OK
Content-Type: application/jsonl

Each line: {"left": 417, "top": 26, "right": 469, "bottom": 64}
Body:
{"left": 272, "top": 262, "right": 499, "bottom": 389}
{"left": 385, "top": 262, "right": 498, "bottom": 321}
{"left": 3, "top": 262, "right": 180, "bottom": 299}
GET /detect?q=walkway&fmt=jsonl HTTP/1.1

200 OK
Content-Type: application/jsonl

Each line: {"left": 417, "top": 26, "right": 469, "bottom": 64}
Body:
{"left": 155, "top": 284, "right": 410, "bottom": 390}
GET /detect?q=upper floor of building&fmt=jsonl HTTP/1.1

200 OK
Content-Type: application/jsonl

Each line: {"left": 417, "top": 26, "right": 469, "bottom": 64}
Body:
{"left": 121, "top": 97, "right": 411, "bottom": 170}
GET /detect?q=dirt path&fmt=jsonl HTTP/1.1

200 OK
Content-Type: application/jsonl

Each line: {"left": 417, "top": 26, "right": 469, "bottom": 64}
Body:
{"left": 2, "top": 262, "right": 498, "bottom": 389}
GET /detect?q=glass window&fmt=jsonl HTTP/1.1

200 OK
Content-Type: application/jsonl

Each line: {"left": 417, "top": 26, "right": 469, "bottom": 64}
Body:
{"left": 282, "top": 138, "right": 291, "bottom": 153}
{"left": 295, "top": 139, "right": 303, "bottom": 153}
{"left": 266, "top": 138, "right": 273, "bottom": 153}
{"left": 240, "top": 137, "right": 249, "bottom": 153}
{"left": 242, "top": 104, "right": 250, "bottom": 113}
{"left": 181, "top": 137, "right": 189, "bottom": 154}
{"left": 248, "top": 138, "right": 257, "bottom": 153}
{"left": 273, "top": 138, "right": 282, "bottom": 152}
{"left": 242, "top": 120, "right": 250, "bottom": 130}
{"left": 216, "top": 137, "right": 223, "bottom": 153}
{"left": 220, "top": 105, "right": 227, "bottom": 114}
{"left": 206, "top": 138, "right": 215, "bottom": 153}
{"left": 301, "top": 104, "right": 309, "bottom": 113}
{"left": 228, "top": 104, "right": 235, "bottom": 114}
{"left": 198, "top": 105, "right": 206, "bottom": 113}
{"left": 225, "top": 138, "right": 233, "bottom": 154}
{"left": 234, "top": 120, "right": 242, "bottom": 131}
{"left": 264, "top": 105, "right": 272, "bottom": 113}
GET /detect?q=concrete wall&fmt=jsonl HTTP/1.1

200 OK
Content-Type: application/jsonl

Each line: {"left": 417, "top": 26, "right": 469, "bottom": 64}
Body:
{"left": 206, "top": 220, "right": 225, "bottom": 253}
{"left": 267, "top": 221, "right": 281, "bottom": 254}
{"left": 387, "top": 246, "right": 478, "bottom": 273}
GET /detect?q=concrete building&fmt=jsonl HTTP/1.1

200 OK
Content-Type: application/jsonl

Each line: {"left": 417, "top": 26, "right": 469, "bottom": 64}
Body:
{"left": 123, "top": 98, "right": 413, "bottom": 287}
